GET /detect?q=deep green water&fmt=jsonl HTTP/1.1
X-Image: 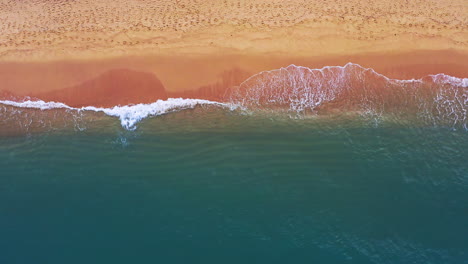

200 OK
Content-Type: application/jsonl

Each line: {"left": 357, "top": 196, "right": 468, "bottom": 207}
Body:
{"left": 1, "top": 110, "right": 467, "bottom": 264}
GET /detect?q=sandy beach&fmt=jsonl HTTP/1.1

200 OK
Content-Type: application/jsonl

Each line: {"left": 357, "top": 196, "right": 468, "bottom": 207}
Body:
{"left": 0, "top": 0, "right": 467, "bottom": 106}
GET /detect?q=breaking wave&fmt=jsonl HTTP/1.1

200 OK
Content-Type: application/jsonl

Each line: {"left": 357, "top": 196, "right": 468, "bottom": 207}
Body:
{"left": 0, "top": 98, "right": 228, "bottom": 131}
{"left": 230, "top": 63, "right": 467, "bottom": 129}
{"left": 1, "top": 63, "right": 467, "bottom": 134}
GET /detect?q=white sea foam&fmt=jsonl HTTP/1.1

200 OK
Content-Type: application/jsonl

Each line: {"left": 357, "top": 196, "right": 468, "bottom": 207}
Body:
{"left": 232, "top": 63, "right": 413, "bottom": 112}
{"left": 82, "top": 98, "right": 227, "bottom": 129}
{"left": 0, "top": 99, "right": 73, "bottom": 110}
{"left": 1, "top": 63, "right": 466, "bottom": 130}
{"left": 238, "top": 62, "right": 467, "bottom": 89}
{"left": 0, "top": 98, "right": 228, "bottom": 130}
{"left": 228, "top": 63, "right": 467, "bottom": 130}
{"left": 430, "top": 73, "right": 468, "bottom": 88}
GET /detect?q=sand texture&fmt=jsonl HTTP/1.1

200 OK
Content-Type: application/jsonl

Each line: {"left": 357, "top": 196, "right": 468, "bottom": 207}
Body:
{"left": 0, "top": 0, "right": 467, "bottom": 61}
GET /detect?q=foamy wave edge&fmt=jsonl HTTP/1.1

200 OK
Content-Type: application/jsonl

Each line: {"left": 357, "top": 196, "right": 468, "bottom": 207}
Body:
{"left": 1, "top": 63, "right": 466, "bottom": 130}
{"left": 0, "top": 98, "right": 229, "bottom": 130}
{"left": 239, "top": 62, "right": 468, "bottom": 88}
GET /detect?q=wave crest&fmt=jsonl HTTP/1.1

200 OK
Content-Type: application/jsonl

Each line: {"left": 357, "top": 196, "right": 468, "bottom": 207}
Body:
{"left": 0, "top": 98, "right": 227, "bottom": 130}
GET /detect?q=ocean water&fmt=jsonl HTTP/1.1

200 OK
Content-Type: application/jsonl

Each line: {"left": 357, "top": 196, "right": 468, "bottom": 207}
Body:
{"left": 1, "top": 109, "right": 467, "bottom": 263}
{"left": 0, "top": 64, "right": 467, "bottom": 263}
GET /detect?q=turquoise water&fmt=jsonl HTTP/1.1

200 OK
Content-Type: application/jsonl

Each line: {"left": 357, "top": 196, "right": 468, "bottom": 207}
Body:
{"left": 0, "top": 109, "right": 467, "bottom": 263}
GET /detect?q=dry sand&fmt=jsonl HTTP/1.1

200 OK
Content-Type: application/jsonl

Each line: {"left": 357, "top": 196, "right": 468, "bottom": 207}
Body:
{"left": 0, "top": 0, "right": 467, "bottom": 106}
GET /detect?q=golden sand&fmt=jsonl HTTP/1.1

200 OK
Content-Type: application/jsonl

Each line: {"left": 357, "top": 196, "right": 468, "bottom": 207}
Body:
{"left": 0, "top": 0, "right": 467, "bottom": 106}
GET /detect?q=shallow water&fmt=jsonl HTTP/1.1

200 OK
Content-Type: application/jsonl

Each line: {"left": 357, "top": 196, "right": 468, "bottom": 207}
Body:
{"left": 0, "top": 109, "right": 467, "bottom": 263}
{"left": 1, "top": 63, "right": 467, "bottom": 263}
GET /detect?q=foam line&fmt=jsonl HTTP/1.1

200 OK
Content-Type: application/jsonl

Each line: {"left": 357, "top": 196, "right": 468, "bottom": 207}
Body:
{"left": 1, "top": 63, "right": 466, "bottom": 130}
{"left": 0, "top": 98, "right": 228, "bottom": 130}
{"left": 238, "top": 63, "right": 467, "bottom": 88}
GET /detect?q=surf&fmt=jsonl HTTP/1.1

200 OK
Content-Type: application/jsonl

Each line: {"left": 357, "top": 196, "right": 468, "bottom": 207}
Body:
{"left": 229, "top": 63, "right": 467, "bottom": 129}
{"left": 1, "top": 63, "right": 466, "bottom": 135}
{"left": 0, "top": 98, "right": 229, "bottom": 131}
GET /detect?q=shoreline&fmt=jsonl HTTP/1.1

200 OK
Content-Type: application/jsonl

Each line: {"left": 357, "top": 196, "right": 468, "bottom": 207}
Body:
{"left": 0, "top": 49, "right": 467, "bottom": 107}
